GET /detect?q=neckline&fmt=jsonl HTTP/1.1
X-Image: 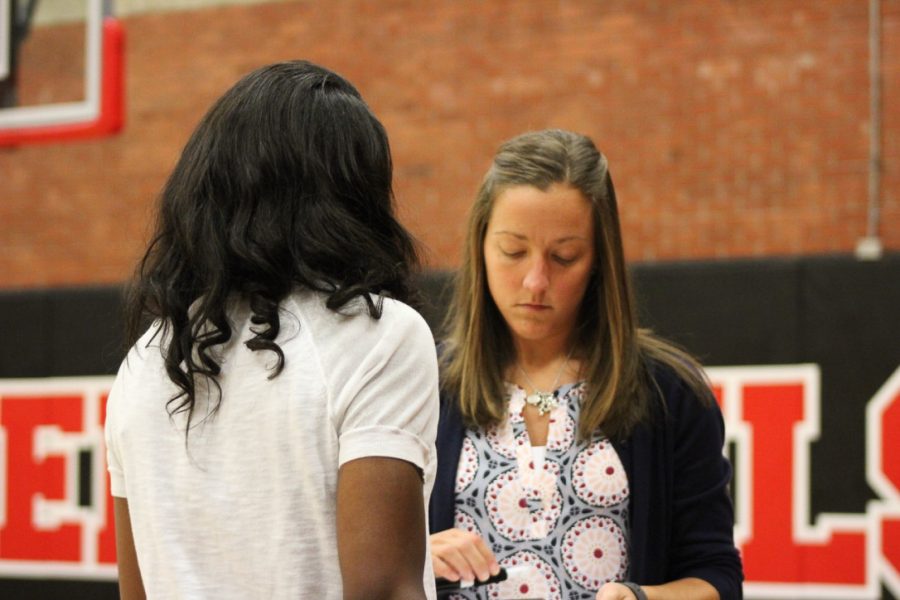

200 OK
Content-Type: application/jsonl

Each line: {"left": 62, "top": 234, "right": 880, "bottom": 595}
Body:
{"left": 505, "top": 380, "right": 581, "bottom": 397}
{"left": 504, "top": 381, "right": 584, "bottom": 421}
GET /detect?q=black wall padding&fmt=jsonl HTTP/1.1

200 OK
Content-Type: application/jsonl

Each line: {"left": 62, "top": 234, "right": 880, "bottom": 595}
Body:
{"left": 801, "top": 257, "right": 900, "bottom": 518}
{"left": 0, "top": 285, "right": 126, "bottom": 378}
{"left": 632, "top": 258, "right": 804, "bottom": 365}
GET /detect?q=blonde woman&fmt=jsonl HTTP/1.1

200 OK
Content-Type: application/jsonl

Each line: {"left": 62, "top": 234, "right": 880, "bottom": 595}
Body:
{"left": 429, "top": 130, "right": 742, "bottom": 600}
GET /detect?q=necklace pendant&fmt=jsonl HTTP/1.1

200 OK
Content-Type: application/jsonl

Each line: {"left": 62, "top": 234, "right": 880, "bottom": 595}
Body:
{"left": 525, "top": 391, "right": 558, "bottom": 415}
{"left": 518, "top": 356, "right": 570, "bottom": 416}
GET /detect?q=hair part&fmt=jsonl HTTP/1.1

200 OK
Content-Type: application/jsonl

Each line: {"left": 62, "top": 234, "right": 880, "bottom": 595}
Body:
{"left": 442, "top": 128, "right": 711, "bottom": 441}
{"left": 125, "top": 60, "right": 419, "bottom": 435}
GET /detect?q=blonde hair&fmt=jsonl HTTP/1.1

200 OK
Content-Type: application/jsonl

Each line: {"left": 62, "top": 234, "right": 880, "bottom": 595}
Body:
{"left": 442, "top": 129, "right": 711, "bottom": 441}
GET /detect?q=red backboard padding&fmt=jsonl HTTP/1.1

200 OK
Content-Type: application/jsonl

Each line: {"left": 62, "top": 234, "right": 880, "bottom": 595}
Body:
{"left": 0, "top": 17, "right": 124, "bottom": 146}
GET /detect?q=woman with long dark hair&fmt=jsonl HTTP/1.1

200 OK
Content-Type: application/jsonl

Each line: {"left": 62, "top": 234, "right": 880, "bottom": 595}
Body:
{"left": 106, "top": 60, "right": 439, "bottom": 599}
{"left": 429, "top": 129, "right": 742, "bottom": 599}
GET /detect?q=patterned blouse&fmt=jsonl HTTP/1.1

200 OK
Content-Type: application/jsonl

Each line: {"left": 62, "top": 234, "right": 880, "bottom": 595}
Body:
{"left": 450, "top": 382, "right": 630, "bottom": 600}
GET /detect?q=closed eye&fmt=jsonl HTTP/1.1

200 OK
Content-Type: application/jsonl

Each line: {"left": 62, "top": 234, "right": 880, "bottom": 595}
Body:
{"left": 553, "top": 255, "right": 576, "bottom": 265}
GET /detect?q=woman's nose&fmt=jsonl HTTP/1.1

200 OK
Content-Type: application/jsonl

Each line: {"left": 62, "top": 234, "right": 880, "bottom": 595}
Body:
{"left": 523, "top": 258, "right": 549, "bottom": 293}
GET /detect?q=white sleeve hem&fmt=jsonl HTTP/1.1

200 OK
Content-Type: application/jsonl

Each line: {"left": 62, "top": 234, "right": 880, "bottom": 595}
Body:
{"left": 109, "top": 469, "right": 127, "bottom": 498}
{"left": 339, "top": 425, "right": 430, "bottom": 469}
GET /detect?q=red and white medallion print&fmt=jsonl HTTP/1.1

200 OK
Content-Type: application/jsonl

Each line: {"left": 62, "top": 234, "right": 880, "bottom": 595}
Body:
{"left": 454, "top": 510, "right": 480, "bottom": 535}
{"left": 485, "top": 469, "right": 562, "bottom": 541}
{"left": 456, "top": 437, "right": 480, "bottom": 493}
{"left": 544, "top": 408, "right": 576, "bottom": 452}
{"left": 561, "top": 515, "right": 628, "bottom": 590}
{"left": 572, "top": 439, "right": 629, "bottom": 507}
{"left": 492, "top": 550, "right": 562, "bottom": 600}
{"left": 486, "top": 411, "right": 518, "bottom": 459}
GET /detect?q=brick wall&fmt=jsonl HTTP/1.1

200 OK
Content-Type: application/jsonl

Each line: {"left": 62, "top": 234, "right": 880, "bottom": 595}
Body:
{"left": 1, "top": 0, "right": 898, "bottom": 289}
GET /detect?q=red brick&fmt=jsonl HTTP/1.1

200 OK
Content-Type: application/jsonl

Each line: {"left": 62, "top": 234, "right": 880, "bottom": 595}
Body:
{"left": 0, "top": 0, "right": 897, "bottom": 289}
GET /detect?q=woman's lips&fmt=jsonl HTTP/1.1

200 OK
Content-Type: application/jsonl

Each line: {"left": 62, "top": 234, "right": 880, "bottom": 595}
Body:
{"left": 518, "top": 303, "right": 550, "bottom": 311}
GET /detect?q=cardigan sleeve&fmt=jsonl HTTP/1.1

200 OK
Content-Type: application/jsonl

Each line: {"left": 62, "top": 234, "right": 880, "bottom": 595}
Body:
{"left": 428, "top": 387, "right": 466, "bottom": 534}
{"left": 664, "top": 371, "right": 744, "bottom": 599}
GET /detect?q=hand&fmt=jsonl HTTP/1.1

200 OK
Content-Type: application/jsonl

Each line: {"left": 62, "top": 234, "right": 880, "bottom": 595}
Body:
{"left": 430, "top": 528, "right": 500, "bottom": 583}
{"left": 596, "top": 581, "right": 642, "bottom": 600}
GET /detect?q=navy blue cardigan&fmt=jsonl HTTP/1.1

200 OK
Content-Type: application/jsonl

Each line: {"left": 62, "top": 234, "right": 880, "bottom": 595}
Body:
{"left": 428, "top": 365, "right": 743, "bottom": 600}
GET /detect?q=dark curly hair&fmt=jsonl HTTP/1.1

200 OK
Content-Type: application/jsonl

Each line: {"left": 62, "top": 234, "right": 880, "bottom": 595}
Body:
{"left": 124, "top": 60, "right": 419, "bottom": 432}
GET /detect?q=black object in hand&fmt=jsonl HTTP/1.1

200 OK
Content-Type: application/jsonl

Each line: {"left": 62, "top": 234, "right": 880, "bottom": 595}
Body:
{"left": 435, "top": 567, "right": 509, "bottom": 593}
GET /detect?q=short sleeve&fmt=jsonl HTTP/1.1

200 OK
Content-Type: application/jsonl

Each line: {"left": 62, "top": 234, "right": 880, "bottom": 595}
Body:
{"left": 329, "top": 301, "right": 439, "bottom": 472}
{"left": 105, "top": 363, "right": 127, "bottom": 498}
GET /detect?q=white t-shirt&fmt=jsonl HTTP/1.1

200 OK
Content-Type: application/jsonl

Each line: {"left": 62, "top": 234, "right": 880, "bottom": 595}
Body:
{"left": 105, "top": 291, "right": 439, "bottom": 599}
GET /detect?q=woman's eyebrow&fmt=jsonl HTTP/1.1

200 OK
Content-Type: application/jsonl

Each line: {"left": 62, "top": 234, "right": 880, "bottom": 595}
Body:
{"left": 491, "top": 230, "right": 526, "bottom": 239}
{"left": 492, "top": 230, "right": 588, "bottom": 243}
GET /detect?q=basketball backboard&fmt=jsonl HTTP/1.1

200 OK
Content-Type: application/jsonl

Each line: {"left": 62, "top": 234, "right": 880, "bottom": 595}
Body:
{"left": 0, "top": 0, "right": 123, "bottom": 146}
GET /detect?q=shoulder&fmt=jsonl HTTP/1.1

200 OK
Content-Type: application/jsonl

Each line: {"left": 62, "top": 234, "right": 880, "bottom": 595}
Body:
{"left": 645, "top": 357, "right": 714, "bottom": 410}
{"left": 357, "top": 295, "right": 436, "bottom": 354}
{"left": 377, "top": 295, "right": 434, "bottom": 336}
{"left": 641, "top": 358, "right": 724, "bottom": 441}
{"left": 288, "top": 291, "right": 437, "bottom": 375}
{"left": 115, "top": 321, "right": 167, "bottom": 380}
{"left": 287, "top": 290, "right": 430, "bottom": 337}
{"left": 107, "top": 322, "right": 176, "bottom": 425}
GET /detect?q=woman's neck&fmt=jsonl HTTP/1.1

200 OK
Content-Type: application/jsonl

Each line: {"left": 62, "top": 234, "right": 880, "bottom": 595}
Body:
{"left": 513, "top": 337, "right": 571, "bottom": 372}
{"left": 511, "top": 338, "right": 579, "bottom": 391}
